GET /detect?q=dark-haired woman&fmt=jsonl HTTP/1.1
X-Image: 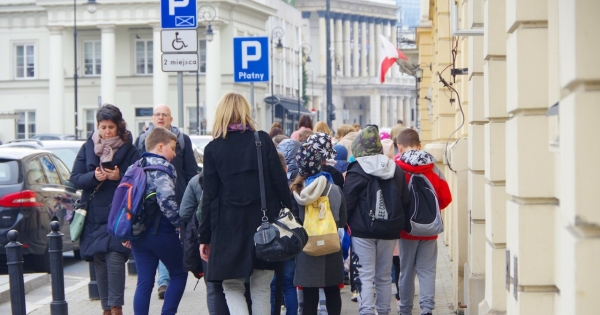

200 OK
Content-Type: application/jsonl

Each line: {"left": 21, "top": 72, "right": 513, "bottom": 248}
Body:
{"left": 290, "top": 115, "right": 314, "bottom": 141}
{"left": 70, "top": 104, "right": 140, "bottom": 315}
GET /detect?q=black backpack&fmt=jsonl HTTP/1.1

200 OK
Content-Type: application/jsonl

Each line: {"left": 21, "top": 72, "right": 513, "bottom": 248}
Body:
{"left": 181, "top": 213, "right": 203, "bottom": 279}
{"left": 361, "top": 175, "right": 405, "bottom": 238}
{"left": 404, "top": 173, "right": 443, "bottom": 237}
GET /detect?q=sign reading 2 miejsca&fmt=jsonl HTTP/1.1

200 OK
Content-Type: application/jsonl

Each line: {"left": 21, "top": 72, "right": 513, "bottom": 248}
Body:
{"left": 161, "top": 0, "right": 197, "bottom": 29}
{"left": 233, "top": 37, "right": 269, "bottom": 82}
{"left": 162, "top": 53, "right": 198, "bottom": 72}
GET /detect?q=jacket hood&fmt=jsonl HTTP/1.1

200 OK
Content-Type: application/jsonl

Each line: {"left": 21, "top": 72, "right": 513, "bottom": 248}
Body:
{"left": 356, "top": 155, "right": 396, "bottom": 180}
{"left": 351, "top": 125, "right": 383, "bottom": 158}
{"left": 277, "top": 139, "right": 301, "bottom": 178}
{"left": 395, "top": 150, "right": 435, "bottom": 174}
{"left": 145, "top": 124, "right": 181, "bottom": 136}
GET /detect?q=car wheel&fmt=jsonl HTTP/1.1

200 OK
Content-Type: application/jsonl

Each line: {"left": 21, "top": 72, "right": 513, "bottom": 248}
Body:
{"left": 30, "top": 248, "right": 51, "bottom": 273}
{"left": 73, "top": 249, "right": 82, "bottom": 260}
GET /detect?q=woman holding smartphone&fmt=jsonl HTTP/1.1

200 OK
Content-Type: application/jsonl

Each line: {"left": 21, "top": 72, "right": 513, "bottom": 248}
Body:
{"left": 70, "top": 104, "right": 140, "bottom": 315}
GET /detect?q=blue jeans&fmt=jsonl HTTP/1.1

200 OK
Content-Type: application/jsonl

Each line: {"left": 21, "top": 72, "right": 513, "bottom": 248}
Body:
{"left": 157, "top": 261, "right": 170, "bottom": 287}
{"left": 270, "top": 259, "right": 298, "bottom": 315}
{"left": 131, "top": 231, "right": 188, "bottom": 315}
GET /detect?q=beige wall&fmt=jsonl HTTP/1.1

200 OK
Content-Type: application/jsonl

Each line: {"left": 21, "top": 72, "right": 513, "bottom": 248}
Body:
{"left": 417, "top": 0, "right": 600, "bottom": 314}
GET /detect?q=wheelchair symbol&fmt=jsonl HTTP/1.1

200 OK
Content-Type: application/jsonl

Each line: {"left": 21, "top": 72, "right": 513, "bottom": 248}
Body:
{"left": 172, "top": 32, "right": 188, "bottom": 50}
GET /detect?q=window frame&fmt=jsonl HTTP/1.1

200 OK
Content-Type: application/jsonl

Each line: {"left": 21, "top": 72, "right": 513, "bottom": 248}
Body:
{"left": 83, "top": 40, "right": 102, "bottom": 77}
{"left": 16, "top": 110, "right": 36, "bottom": 139}
{"left": 14, "top": 43, "right": 36, "bottom": 80}
{"left": 84, "top": 108, "right": 98, "bottom": 138}
{"left": 134, "top": 39, "right": 154, "bottom": 75}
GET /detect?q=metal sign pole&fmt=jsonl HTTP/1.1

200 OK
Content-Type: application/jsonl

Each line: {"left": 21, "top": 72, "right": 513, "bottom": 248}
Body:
{"left": 250, "top": 82, "right": 255, "bottom": 119}
{"left": 178, "top": 71, "right": 183, "bottom": 128}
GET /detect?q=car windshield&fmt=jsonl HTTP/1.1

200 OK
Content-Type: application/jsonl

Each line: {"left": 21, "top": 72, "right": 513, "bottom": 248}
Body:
{"left": 0, "top": 160, "right": 20, "bottom": 184}
{"left": 46, "top": 148, "right": 79, "bottom": 171}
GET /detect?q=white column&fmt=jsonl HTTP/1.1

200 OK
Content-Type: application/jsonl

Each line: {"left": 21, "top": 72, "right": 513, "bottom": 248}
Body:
{"left": 385, "top": 20, "right": 392, "bottom": 79}
{"left": 343, "top": 15, "right": 351, "bottom": 77}
{"left": 352, "top": 16, "right": 359, "bottom": 77}
{"left": 335, "top": 14, "right": 343, "bottom": 77}
{"left": 205, "top": 24, "right": 221, "bottom": 134}
{"left": 390, "top": 96, "right": 397, "bottom": 126}
{"left": 374, "top": 19, "right": 383, "bottom": 79}
{"left": 99, "top": 24, "right": 116, "bottom": 105}
{"left": 396, "top": 96, "right": 403, "bottom": 123}
{"left": 48, "top": 26, "right": 64, "bottom": 134}
{"left": 318, "top": 11, "right": 326, "bottom": 77}
{"left": 380, "top": 96, "right": 388, "bottom": 127}
{"left": 403, "top": 96, "right": 411, "bottom": 128}
{"left": 370, "top": 94, "right": 381, "bottom": 125}
{"left": 152, "top": 24, "right": 169, "bottom": 106}
{"left": 369, "top": 18, "right": 376, "bottom": 77}
{"left": 361, "top": 17, "right": 368, "bottom": 77}
{"left": 391, "top": 21, "right": 398, "bottom": 79}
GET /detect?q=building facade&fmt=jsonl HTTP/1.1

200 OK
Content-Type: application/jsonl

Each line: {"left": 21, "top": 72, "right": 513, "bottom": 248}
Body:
{"left": 0, "top": 0, "right": 305, "bottom": 141}
{"left": 396, "top": 0, "right": 420, "bottom": 27}
{"left": 416, "top": 0, "right": 600, "bottom": 314}
{"left": 297, "top": 0, "right": 416, "bottom": 131}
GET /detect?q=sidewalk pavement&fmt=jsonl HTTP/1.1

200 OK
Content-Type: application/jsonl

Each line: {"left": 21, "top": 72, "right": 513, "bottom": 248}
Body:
{"left": 10, "top": 237, "right": 455, "bottom": 315}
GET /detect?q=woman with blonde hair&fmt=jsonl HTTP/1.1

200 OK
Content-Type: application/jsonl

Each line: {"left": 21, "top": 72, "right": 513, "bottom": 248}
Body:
{"left": 199, "top": 93, "right": 293, "bottom": 315}
{"left": 313, "top": 121, "right": 332, "bottom": 135}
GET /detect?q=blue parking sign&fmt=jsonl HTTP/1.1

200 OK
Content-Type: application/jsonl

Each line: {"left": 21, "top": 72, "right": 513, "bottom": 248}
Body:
{"left": 161, "top": 0, "right": 197, "bottom": 29}
{"left": 233, "top": 37, "right": 269, "bottom": 83}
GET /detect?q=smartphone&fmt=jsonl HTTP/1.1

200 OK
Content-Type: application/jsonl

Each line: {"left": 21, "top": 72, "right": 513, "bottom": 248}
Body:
{"left": 101, "top": 161, "right": 114, "bottom": 171}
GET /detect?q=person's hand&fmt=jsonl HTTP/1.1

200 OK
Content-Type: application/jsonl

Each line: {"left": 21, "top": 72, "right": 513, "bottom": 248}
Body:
{"left": 200, "top": 244, "right": 210, "bottom": 262}
{"left": 103, "top": 166, "right": 120, "bottom": 181}
{"left": 94, "top": 167, "right": 107, "bottom": 181}
{"left": 122, "top": 241, "right": 131, "bottom": 249}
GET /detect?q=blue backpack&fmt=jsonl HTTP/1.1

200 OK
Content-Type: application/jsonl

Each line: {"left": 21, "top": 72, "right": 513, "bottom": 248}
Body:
{"left": 107, "top": 158, "right": 174, "bottom": 240}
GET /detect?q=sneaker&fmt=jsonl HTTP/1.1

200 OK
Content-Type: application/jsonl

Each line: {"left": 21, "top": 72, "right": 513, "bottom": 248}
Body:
{"left": 157, "top": 285, "right": 167, "bottom": 299}
{"left": 396, "top": 298, "right": 401, "bottom": 311}
{"left": 350, "top": 291, "right": 358, "bottom": 302}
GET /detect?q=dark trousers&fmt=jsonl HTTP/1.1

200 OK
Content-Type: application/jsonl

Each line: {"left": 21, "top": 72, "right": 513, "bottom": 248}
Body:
{"left": 94, "top": 252, "right": 127, "bottom": 310}
{"left": 131, "top": 231, "right": 188, "bottom": 315}
{"left": 393, "top": 255, "right": 400, "bottom": 300}
{"left": 270, "top": 259, "right": 298, "bottom": 315}
{"left": 201, "top": 259, "right": 230, "bottom": 315}
{"left": 302, "top": 286, "right": 341, "bottom": 315}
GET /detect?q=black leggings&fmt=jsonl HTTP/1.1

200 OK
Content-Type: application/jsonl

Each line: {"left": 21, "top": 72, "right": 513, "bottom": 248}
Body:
{"left": 302, "top": 286, "right": 341, "bottom": 315}
{"left": 393, "top": 255, "right": 400, "bottom": 300}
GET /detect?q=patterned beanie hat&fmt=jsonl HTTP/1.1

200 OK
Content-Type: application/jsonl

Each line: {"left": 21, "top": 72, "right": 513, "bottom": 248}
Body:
{"left": 296, "top": 144, "right": 324, "bottom": 177}
{"left": 351, "top": 125, "right": 383, "bottom": 158}
{"left": 305, "top": 132, "right": 337, "bottom": 160}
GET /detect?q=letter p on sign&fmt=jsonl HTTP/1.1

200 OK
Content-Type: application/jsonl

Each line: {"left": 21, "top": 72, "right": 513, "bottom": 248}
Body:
{"left": 169, "top": 0, "right": 189, "bottom": 15}
{"left": 241, "top": 41, "right": 261, "bottom": 69}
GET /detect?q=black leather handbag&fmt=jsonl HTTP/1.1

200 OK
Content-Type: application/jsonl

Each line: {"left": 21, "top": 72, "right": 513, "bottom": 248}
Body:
{"left": 253, "top": 132, "right": 308, "bottom": 262}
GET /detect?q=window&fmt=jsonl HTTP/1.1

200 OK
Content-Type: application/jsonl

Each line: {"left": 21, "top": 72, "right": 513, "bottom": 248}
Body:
{"left": 187, "top": 107, "right": 198, "bottom": 135}
{"left": 15, "top": 43, "right": 35, "bottom": 79}
{"left": 135, "top": 40, "right": 153, "bottom": 74}
{"left": 50, "top": 156, "right": 71, "bottom": 184}
{"left": 187, "top": 39, "right": 207, "bottom": 74}
{"left": 83, "top": 40, "right": 101, "bottom": 76}
{"left": 25, "top": 158, "right": 46, "bottom": 185}
{"left": 40, "top": 155, "right": 61, "bottom": 185}
{"left": 16, "top": 111, "right": 36, "bottom": 139}
{"left": 85, "top": 109, "right": 97, "bottom": 138}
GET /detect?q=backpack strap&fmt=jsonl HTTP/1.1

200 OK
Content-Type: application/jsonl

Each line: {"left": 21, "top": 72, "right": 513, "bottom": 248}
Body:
{"left": 177, "top": 131, "right": 185, "bottom": 152}
{"left": 143, "top": 165, "right": 175, "bottom": 178}
{"left": 253, "top": 131, "right": 268, "bottom": 222}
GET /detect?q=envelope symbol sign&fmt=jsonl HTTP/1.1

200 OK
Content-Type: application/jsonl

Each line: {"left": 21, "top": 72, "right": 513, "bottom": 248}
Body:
{"left": 175, "top": 16, "right": 195, "bottom": 27}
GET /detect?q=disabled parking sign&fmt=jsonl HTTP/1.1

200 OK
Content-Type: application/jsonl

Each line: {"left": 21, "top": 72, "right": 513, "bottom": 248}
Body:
{"left": 161, "top": 0, "right": 197, "bottom": 29}
{"left": 233, "top": 37, "right": 269, "bottom": 83}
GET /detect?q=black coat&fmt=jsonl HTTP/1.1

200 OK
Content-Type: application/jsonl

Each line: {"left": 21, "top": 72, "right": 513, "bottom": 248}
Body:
{"left": 70, "top": 133, "right": 140, "bottom": 260}
{"left": 199, "top": 130, "right": 293, "bottom": 281}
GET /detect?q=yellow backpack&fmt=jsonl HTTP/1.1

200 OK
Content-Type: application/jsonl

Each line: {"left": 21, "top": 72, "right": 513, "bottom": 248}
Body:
{"left": 303, "top": 185, "right": 340, "bottom": 256}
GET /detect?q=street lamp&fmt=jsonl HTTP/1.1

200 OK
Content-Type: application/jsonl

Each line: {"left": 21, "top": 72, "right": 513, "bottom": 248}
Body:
{"left": 197, "top": 5, "right": 215, "bottom": 135}
{"left": 74, "top": 0, "right": 98, "bottom": 139}
{"left": 414, "top": 66, "right": 423, "bottom": 131}
{"left": 271, "top": 26, "right": 284, "bottom": 124}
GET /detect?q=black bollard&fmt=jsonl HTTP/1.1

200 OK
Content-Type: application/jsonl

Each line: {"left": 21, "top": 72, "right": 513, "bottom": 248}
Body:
{"left": 88, "top": 262, "right": 99, "bottom": 300}
{"left": 48, "top": 221, "right": 68, "bottom": 315}
{"left": 6, "top": 230, "right": 26, "bottom": 315}
{"left": 127, "top": 258, "right": 137, "bottom": 275}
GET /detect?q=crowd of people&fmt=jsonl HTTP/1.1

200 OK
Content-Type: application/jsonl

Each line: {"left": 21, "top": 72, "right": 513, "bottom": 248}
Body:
{"left": 70, "top": 92, "right": 451, "bottom": 315}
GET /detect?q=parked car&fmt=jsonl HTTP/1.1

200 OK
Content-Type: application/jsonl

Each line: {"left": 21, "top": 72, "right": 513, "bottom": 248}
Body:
{"left": 189, "top": 135, "right": 212, "bottom": 173}
{"left": 29, "top": 134, "right": 76, "bottom": 141}
{"left": 1, "top": 140, "right": 85, "bottom": 171}
{"left": 0, "top": 148, "right": 80, "bottom": 272}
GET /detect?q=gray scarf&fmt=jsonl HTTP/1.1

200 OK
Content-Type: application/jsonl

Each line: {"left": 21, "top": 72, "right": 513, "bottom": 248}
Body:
{"left": 92, "top": 130, "right": 125, "bottom": 163}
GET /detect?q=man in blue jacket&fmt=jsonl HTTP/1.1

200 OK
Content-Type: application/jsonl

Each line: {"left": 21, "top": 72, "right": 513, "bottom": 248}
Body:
{"left": 134, "top": 104, "right": 198, "bottom": 299}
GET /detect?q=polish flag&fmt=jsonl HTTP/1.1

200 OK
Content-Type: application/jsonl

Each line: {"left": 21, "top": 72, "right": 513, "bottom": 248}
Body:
{"left": 379, "top": 34, "right": 408, "bottom": 83}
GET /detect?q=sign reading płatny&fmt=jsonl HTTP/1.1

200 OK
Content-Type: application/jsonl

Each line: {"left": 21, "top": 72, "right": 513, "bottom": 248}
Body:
{"left": 233, "top": 37, "right": 269, "bottom": 82}
{"left": 162, "top": 53, "right": 198, "bottom": 72}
